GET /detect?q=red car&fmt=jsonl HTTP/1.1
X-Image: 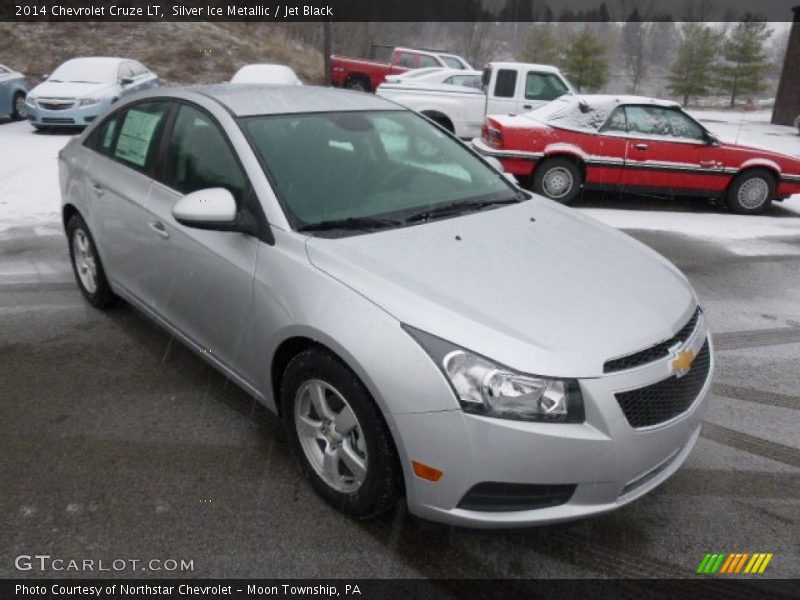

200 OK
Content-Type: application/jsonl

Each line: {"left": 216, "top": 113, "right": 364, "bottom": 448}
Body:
{"left": 472, "top": 95, "right": 800, "bottom": 214}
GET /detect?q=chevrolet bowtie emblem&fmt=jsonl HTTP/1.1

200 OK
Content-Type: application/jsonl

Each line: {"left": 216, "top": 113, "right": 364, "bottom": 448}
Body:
{"left": 672, "top": 349, "right": 695, "bottom": 377}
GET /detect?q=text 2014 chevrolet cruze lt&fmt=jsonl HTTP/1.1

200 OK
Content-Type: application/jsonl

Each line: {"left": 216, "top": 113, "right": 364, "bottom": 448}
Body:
{"left": 58, "top": 85, "right": 713, "bottom": 527}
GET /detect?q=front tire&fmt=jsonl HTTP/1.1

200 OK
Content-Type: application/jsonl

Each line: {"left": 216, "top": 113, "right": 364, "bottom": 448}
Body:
{"left": 11, "top": 91, "right": 27, "bottom": 120}
{"left": 67, "top": 214, "right": 117, "bottom": 309}
{"left": 726, "top": 169, "right": 775, "bottom": 214}
{"left": 531, "top": 157, "right": 583, "bottom": 204}
{"left": 281, "top": 348, "right": 401, "bottom": 519}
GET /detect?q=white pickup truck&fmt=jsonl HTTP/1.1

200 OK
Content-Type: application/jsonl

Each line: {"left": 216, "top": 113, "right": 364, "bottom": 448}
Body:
{"left": 376, "top": 62, "right": 575, "bottom": 139}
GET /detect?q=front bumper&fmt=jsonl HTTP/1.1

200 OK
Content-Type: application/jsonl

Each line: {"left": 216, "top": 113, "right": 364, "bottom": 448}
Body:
{"left": 394, "top": 317, "right": 713, "bottom": 528}
{"left": 26, "top": 99, "right": 110, "bottom": 127}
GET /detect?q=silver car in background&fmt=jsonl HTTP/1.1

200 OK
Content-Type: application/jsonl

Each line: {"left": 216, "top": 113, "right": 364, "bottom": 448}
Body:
{"left": 0, "top": 63, "right": 30, "bottom": 121}
{"left": 27, "top": 56, "right": 158, "bottom": 129}
{"left": 58, "top": 85, "right": 713, "bottom": 527}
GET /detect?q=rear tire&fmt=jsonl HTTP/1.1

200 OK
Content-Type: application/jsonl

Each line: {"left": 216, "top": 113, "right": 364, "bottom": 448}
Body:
{"left": 280, "top": 347, "right": 402, "bottom": 519}
{"left": 726, "top": 169, "right": 775, "bottom": 214}
{"left": 11, "top": 91, "right": 27, "bottom": 120}
{"left": 531, "top": 157, "right": 583, "bottom": 204}
{"left": 67, "top": 214, "right": 118, "bottom": 309}
{"left": 344, "top": 76, "right": 370, "bottom": 93}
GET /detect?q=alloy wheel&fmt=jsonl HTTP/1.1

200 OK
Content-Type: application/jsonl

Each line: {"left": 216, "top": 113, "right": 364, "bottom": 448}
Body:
{"left": 72, "top": 228, "right": 98, "bottom": 294}
{"left": 542, "top": 166, "right": 574, "bottom": 199}
{"left": 294, "top": 379, "right": 368, "bottom": 493}
{"left": 737, "top": 177, "right": 769, "bottom": 209}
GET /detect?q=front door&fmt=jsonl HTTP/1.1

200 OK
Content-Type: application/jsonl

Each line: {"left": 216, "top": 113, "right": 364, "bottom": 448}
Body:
{"left": 620, "top": 105, "right": 718, "bottom": 195}
{"left": 145, "top": 103, "right": 259, "bottom": 374}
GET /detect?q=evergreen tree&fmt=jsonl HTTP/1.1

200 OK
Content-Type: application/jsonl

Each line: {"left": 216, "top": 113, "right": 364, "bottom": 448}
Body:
{"left": 718, "top": 15, "right": 772, "bottom": 107}
{"left": 667, "top": 23, "right": 721, "bottom": 106}
{"left": 560, "top": 28, "right": 608, "bottom": 92}
{"left": 523, "top": 23, "right": 562, "bottom": 66}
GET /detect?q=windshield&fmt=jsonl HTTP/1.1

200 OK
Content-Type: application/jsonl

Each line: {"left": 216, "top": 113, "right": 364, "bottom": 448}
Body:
{"left": 242, "top": 110, "right": 515, "bottom": 233}
{"left": 50, "top": 59, "right": 117, "bottom": 84}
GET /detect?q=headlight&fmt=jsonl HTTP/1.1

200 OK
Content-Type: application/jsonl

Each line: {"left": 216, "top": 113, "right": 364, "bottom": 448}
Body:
{"left": 26, "top": 96, "right": 37, "bottom": 104}
{"left": 403, "top": 325, "right": 584, "bottom": 423}
{"left": 79, "top": 98, "right": 101, "bottom": 107}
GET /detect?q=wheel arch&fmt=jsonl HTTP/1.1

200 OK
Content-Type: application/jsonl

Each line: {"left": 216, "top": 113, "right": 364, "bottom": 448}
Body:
{"left": 62, "top": 203, "right": 81, "bottom": 230}
{"left": 344, "top": 73, "right": 372, "bottom": 92}
{"left": 420, "top": 110, "right": 455, "bottom": 133}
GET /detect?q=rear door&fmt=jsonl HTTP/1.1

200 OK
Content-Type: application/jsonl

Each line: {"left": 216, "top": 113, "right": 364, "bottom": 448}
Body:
{"left": 145, "top": 102, "right": 260, "bottom": 373}
{"left": 86, "top": 101, "right": 172, "bottom": 306}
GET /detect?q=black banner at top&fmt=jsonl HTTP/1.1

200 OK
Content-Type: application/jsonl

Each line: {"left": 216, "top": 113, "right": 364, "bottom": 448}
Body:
{"left": 2, "top": 0, "right": 800, "bottom": 22}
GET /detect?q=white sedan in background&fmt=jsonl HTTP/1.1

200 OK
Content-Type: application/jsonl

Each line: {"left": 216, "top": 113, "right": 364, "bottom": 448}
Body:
{"left": 26, "top": 57, "right": 158, "bottom": 129}
{"left": 384, "top": 68, "right": 482, "bottom": 89}
{"left": 231, "top": 64, "right": 303, "bottom": 86}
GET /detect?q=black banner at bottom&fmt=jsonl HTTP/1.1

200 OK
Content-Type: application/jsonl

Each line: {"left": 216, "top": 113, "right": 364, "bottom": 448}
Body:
{"left": 3, "top": 579, "right": 799, "bottom": 600}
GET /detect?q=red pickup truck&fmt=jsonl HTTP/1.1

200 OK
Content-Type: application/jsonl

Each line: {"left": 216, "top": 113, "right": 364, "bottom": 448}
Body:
{"left": 331, "top": 46, "right": 473, "bottom": 92}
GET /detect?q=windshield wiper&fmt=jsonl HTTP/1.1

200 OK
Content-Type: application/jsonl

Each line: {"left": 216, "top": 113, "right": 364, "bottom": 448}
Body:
{"left": 403, "top": 192, "right": 526, "bottom": 224}
{"left": 297, "top": 216, "right": 403, "bottom": 233}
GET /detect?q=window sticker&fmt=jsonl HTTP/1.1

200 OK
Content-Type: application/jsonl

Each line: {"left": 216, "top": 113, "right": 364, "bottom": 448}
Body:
{"left": 115, "top": 109, "right": 162, "bottom": 167}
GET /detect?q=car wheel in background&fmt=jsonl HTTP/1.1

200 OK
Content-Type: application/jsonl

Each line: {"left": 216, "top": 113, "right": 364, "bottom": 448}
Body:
{"left": 11, "top": 92, "right": 27, "bottom": 120}
{"left": 532, "top": 157, "right": 583, "bottom": 204}
{"left": 281, "top": 347, "right": 402, "bottom": 519}
{"left": 67, "top": 214, "right": 118, "bottom": 309}
{"left": 726, "top": 169, "right": 775, "bottom": 214}
{"left": 344, "top": 76, "right": 370, "bottom": 93}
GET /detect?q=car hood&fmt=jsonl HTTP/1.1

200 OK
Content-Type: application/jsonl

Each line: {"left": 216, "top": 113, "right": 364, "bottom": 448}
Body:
{"left": 305, "top": 199, "right": 696, "bottom": 378}
{"left": 30, "top": 81, "right": 115, "bottom": 99}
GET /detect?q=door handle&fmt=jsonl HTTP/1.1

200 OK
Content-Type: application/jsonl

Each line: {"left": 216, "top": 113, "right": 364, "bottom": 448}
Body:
{"left": 90, "top": 182, "right": 104, "bottom": 196}
{"left": 634, "top": 143, "right": 649, "bottom": 151}
{"left": 148, "top": 220, "right": 170, "bottom": 239}
{"left": 522, "top": 104, "right": 532, "bottom": 110}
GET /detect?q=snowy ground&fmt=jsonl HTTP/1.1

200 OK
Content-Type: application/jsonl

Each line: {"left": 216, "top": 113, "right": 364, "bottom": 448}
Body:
{"left": 1, "top": 110, "right": 800, "bottom": 258}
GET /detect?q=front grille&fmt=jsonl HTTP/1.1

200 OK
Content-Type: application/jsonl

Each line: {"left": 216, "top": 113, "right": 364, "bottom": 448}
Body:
{"left": 457, "top": 481, "right": 576, "bottom": 512}
{"left": 42, "top": 117, "right": 76, "bottom": 124}
{"left": 38, "top": 99, "right": 75, "bottom": 111}
{"left": 604, "top": 307, "right": 701, "bottom": 373}
{"left": 615, "top": 340, "right": 711, "bottom": 428}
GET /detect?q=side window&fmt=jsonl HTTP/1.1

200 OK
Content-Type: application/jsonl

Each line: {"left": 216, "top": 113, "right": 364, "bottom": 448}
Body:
{"left": 0, "top": 66, "right": 9, "bottom": 75}
{"left": 84, "top": 111, "right": 119, "bottom": 153}
{"left": 418, "top": 55, "right": 439, "bottom": 68}
{"left": 118, "top": 62, "right": 136, "bottom": 81}
{"left": 131, "top": 62, "right": 147, "bottom": 77}
{"left": 493, "top": 69, "right": 517, "bottom": 98}
{"left": 395, "top": 52, "right": 415, "bottom": 68}
{"left": 445, "top": 75, "right": 481, "bottom": 89}
{"left": 625, "top": 106, "right": 705, "bottom": 141}
{"left": 525, "top": 73, "right": 569, "bottom": 101}
{"left": 599, "top": 106, "right": 627, "bottom": 133}
{"left": 162, "top": 105, "right": 247, "bottom": 202}
{"left": 111, "top": 102, "right": 169, "bottom": 169}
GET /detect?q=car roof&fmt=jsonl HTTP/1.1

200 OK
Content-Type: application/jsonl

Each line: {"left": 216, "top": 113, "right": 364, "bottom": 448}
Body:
{"left": 576, "top": 94, "right": 682, "bottom": 109}
{"left": 488, "top": 62, "right": 563, "bottom": 74}
{"left": 60, "top": 56, "right": 129, "bottom": 66}
{"left": 189, "top": 84, "right": 401, "bottom": 117}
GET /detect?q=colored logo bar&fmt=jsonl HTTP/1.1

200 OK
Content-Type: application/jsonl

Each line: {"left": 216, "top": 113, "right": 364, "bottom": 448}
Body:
{"left": 696, "top": 552, "right": 773, "bottom": 574}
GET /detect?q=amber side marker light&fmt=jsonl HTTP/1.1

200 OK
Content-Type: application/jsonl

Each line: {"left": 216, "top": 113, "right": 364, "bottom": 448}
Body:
{"left": 412, "top": 461, "right": 444, "bottom": 482}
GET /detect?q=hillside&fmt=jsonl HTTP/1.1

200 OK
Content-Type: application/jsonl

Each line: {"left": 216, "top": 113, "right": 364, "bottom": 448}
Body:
{"left": 0, "top": 22, "right": 324, "bottom": 85}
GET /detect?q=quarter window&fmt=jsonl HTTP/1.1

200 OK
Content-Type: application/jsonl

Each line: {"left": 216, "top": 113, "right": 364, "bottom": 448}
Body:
{"left": 493, "top": 69, "right": 517, "bottom": 98}
{"left": 162, "top": 105, "right": 247, "bottom": 202}
{"left": 111, "top": 102, "right": 169, "bottom": 169}
{"left": 599, "top": 106, "right": 627, "bottom": 133}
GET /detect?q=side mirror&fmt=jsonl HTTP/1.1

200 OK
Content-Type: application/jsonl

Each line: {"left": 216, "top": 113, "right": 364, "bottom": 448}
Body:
{"left": 172, "top": 188, "right": 238, "bottom": 230}
{"left": 120, "top": 77, "right": 134, "bottom": 86}
{"left": 705, "top": 131, "right": 720, "bottom": 146}
{"left": 42, "top": 74, "right": 49, "bottom": 80}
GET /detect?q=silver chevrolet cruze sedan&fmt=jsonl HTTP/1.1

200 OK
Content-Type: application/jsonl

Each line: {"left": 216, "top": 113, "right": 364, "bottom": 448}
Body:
{"left": 59, "top": 85, "right": 713, "bottom": 527}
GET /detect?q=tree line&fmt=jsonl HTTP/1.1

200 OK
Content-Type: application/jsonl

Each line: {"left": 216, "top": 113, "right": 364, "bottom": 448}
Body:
{"left": 524, "top": 15, "right": 774, "bottom": 107}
